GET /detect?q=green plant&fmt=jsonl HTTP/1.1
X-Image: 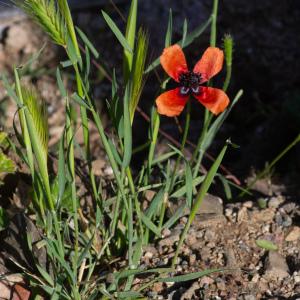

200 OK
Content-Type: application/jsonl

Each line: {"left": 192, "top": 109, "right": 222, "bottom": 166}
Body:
{"left": 1, "top": 0, "right": 241, "bottom": 298}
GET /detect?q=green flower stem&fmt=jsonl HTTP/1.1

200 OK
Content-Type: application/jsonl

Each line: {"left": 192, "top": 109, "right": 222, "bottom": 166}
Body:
{"left": 172, "top": 142, "right": 228, "bottom": 267}
{"left": 210, "top": 0, "right": 219, "bottom": 47}
{"left": 222, "top": 60, "right": 232, "bottom": 92}
{"left": 192, "top": 113, "right": 213, "bottom": 176}
{"left": 169, "top": 101, "right": 191, "bottom": 192}
{"left": 147, "top": 109, "right": 160, "bottom": 180}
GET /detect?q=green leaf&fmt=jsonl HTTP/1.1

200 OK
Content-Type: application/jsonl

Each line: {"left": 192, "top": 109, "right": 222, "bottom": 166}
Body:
{"left": 101, "top": 10, "right": 133, "bottom": 53}
{"left": 122, "top": 85, "right": 132, "bottom": 168}
{"left": 36, "top": 264, "right": 54, "bottom": 286}
{"left": 71, "top": 93, "right": 91, "bottom": 110}
{"left": 170, "top": 175, "right": 205, "bottom": 198}
{"left": 181, "top": 19, "right": 188, "bottom": 47}
{"left": 158, "top": 268, "right": 226, "bottom": 282}
{"left": 123, "top": 0, "right": 138, "bottom": 79}
{"left": 163, "top": 204, "right": 186, "bottom": 229}
{"left": 185, "top": 162, "right": 193, "bottom": 207}
{"left": 116, "top": 291, "right": 143, "bottom": 299}
{"left": 141, "top": 213, "right": 161, "bottom": 236}
{"left": 165, "top": 9, "right": 173, "bottom": 47}
{"left": 145, "top": 188, "right": 165, "bottom": 218}
{"left": 56, "top": 131, "right": 66, "bottom": 205}
{"left": 0, "top": 151, "right": 16, "bottom": 174}
{"left": 76, "top": 26, "right": 99, "bottom": 58}
{"left": 56, "top": 68, "right": 67, "bottom": 98}
{"left": 256, "top": 239, "right": 278, "bottom": 251}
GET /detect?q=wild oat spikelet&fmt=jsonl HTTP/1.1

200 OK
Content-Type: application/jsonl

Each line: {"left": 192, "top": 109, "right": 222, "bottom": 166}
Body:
{"left": 21, "top": 86, "right": 49, "bottom": 157}
{"left": 14, "top": 0, "right": 67, "bottom": 46}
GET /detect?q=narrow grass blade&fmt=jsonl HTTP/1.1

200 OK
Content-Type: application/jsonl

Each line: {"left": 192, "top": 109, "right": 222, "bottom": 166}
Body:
{"left": 185, "top": 162, "right": 193, "bottom": 207}
{"left": 170, "top": 175, "right": 205, "bottom": 198}
{"left": 76, "top": 27, "right": 99, "bottom": 58}
{"left": 165, "top": 9, "right": 173, "bottom": 47}
{"left": 101, "top": 10, "right": 133, "bottom": 53}
{"left": 123, "top": 0, "right": 138, "bottom": 78}
{"left": 162, "top": 204, "right": 186, "bottom": 229}
{"left": 158, "top": 268, "right": 226, "bottom": 282}
{"left": 141, "top": 213, "right": 161, "bottom": 236}
{"left": 122, "top": 85, "right": 132, "bottom": 168}
{"left": 145, "top": 187, "right": 164, "bottom": 218}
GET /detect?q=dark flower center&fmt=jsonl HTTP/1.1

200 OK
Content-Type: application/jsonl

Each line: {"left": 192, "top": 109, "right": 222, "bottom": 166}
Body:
{"left": 179, "top": 71, "right": 201, "bottom": 95}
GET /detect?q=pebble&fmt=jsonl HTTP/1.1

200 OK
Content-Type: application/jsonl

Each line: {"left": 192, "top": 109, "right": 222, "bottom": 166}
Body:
{"left": 145, "top": 190, "right": 156, "bottom": 201}
{"left": 285, "top": 227, "right": 300, "bottom": 242}
{"left": 282, "top": 215, "right": 293, "bottom": 227}
{"left": 294, "top": 275, "right": 300, "bottom": 283}
{"left": 282, "top": 202, "right": 296, "bottom": 214}
{"left": 264, "top": 251, "right": 289, "bottom": 280}
{"left": 268, "top": 196, "right": 285, "bottom": 208}
{"left": 243, "top": 201, "right": 253, "bottom": 208}
{"left": 225, "top": 208, "right": 233, "bottom": 217}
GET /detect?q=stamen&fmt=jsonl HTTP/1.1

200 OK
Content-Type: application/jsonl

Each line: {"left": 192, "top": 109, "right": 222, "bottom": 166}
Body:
{"left": 179, "top": 71, "right": 202, "bottom": 93}
{"left": 180, "top": 87, "right": 190, "bottom": 95}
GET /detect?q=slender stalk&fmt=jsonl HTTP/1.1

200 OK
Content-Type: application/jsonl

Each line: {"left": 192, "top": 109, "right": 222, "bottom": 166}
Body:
{"left": 210, "top": 0, "right": 219, "bottom": 47}
{"left": 169, "top": 101, "right": 191, "bottom": 191}
{"left": 147, "top": 109, "right": 160, "bottom": 180}
{"left": 192, "top": 113, "right": 212, "bottom": 173}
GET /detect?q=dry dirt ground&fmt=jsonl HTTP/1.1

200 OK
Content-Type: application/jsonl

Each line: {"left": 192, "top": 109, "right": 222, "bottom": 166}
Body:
{"left": 1, "top": 13, "right": 300, "bottom": 300}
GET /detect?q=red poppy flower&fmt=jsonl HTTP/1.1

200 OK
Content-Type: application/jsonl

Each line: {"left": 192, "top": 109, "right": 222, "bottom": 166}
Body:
{"left": 156, "top": 45, "right": 230, "bottom": 117}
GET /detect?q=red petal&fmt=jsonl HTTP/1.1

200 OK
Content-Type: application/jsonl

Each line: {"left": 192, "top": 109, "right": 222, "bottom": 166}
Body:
{"left": 156, "top": 88, "right": 188, "bottom": 117}
{"left": 193, "top": 47, "right": 224, "bottom": 82}
{"left": 194, "top": 87, "right": 230, "bottom": 115}
{"left": 160, "top": 45, "right": 188, "bottom": 82}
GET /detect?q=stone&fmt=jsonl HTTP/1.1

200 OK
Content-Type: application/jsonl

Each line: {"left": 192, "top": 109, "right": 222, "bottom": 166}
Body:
{"left": 264, "top": 251, "right": 289, "bottom": 280}
{"left": 243, "top": 201, "right": 253, "bottom": 208}
{"left": 285, "top": 227, "right": 300, "bottom": 242}
{"left": 198, "top": 194, "right": 223, "bottom": 215}
{"left": 268, "top": 196, "right": 285, "bottom": 209}
{"left": 145, "top": 190, "right": 156, "bottom": 201}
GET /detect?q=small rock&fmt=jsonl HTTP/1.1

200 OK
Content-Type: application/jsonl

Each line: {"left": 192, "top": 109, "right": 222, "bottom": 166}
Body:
{"left": 251, "top": 273, "right": 260, "bottom": 283}
{"left": 237, "top": 206, "right": 249, "bottom": 222}
{"left": 91, "top": 159, "right": 105, "bottom": 176}
{"left": 161, "top": 228, "right": 171, "bottom": 238}
{"left": 264, "top": 251, "right": 289, "bottom": 280}
{"left": 189, "top": 254, "right": 196, "bottom": 265}
{"left": 282, "top": 215, "right": 293, "bottom": 227}
{"left": 268, "top": 196, "right": 285, "bottom": 209}
{"left": 285, "top": 227, "right": 300, "bottom": 242}
{"left": 294, "top": 275, "right": 300, "bottom": 283}
{"left": 199, "top": 276, "right": 214, "bottom": 287}
{"left": 145, "top": 190, "right": 156, "bottom": 201}
{"left": 103, "top": 166, "right": 113, "bottom": 176}
{"left": 243, "top": 201, "right": 253, "bottom": 208}
{"left": 204, "top": 228, "right": 216, "bottom": 240}
{"left": 198, "top": 194, "right": 223, "bottom": 215}
{"left": 225, "top": 208, "right": 233, "bottom": 217}
{"left": 282, "top": 202, "right": 297, "bottom": 214}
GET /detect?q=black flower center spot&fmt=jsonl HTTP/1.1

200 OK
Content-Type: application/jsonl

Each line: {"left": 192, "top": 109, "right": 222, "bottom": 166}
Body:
{"left": 179, "top": 71, "right": 201, "bottom": 95}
